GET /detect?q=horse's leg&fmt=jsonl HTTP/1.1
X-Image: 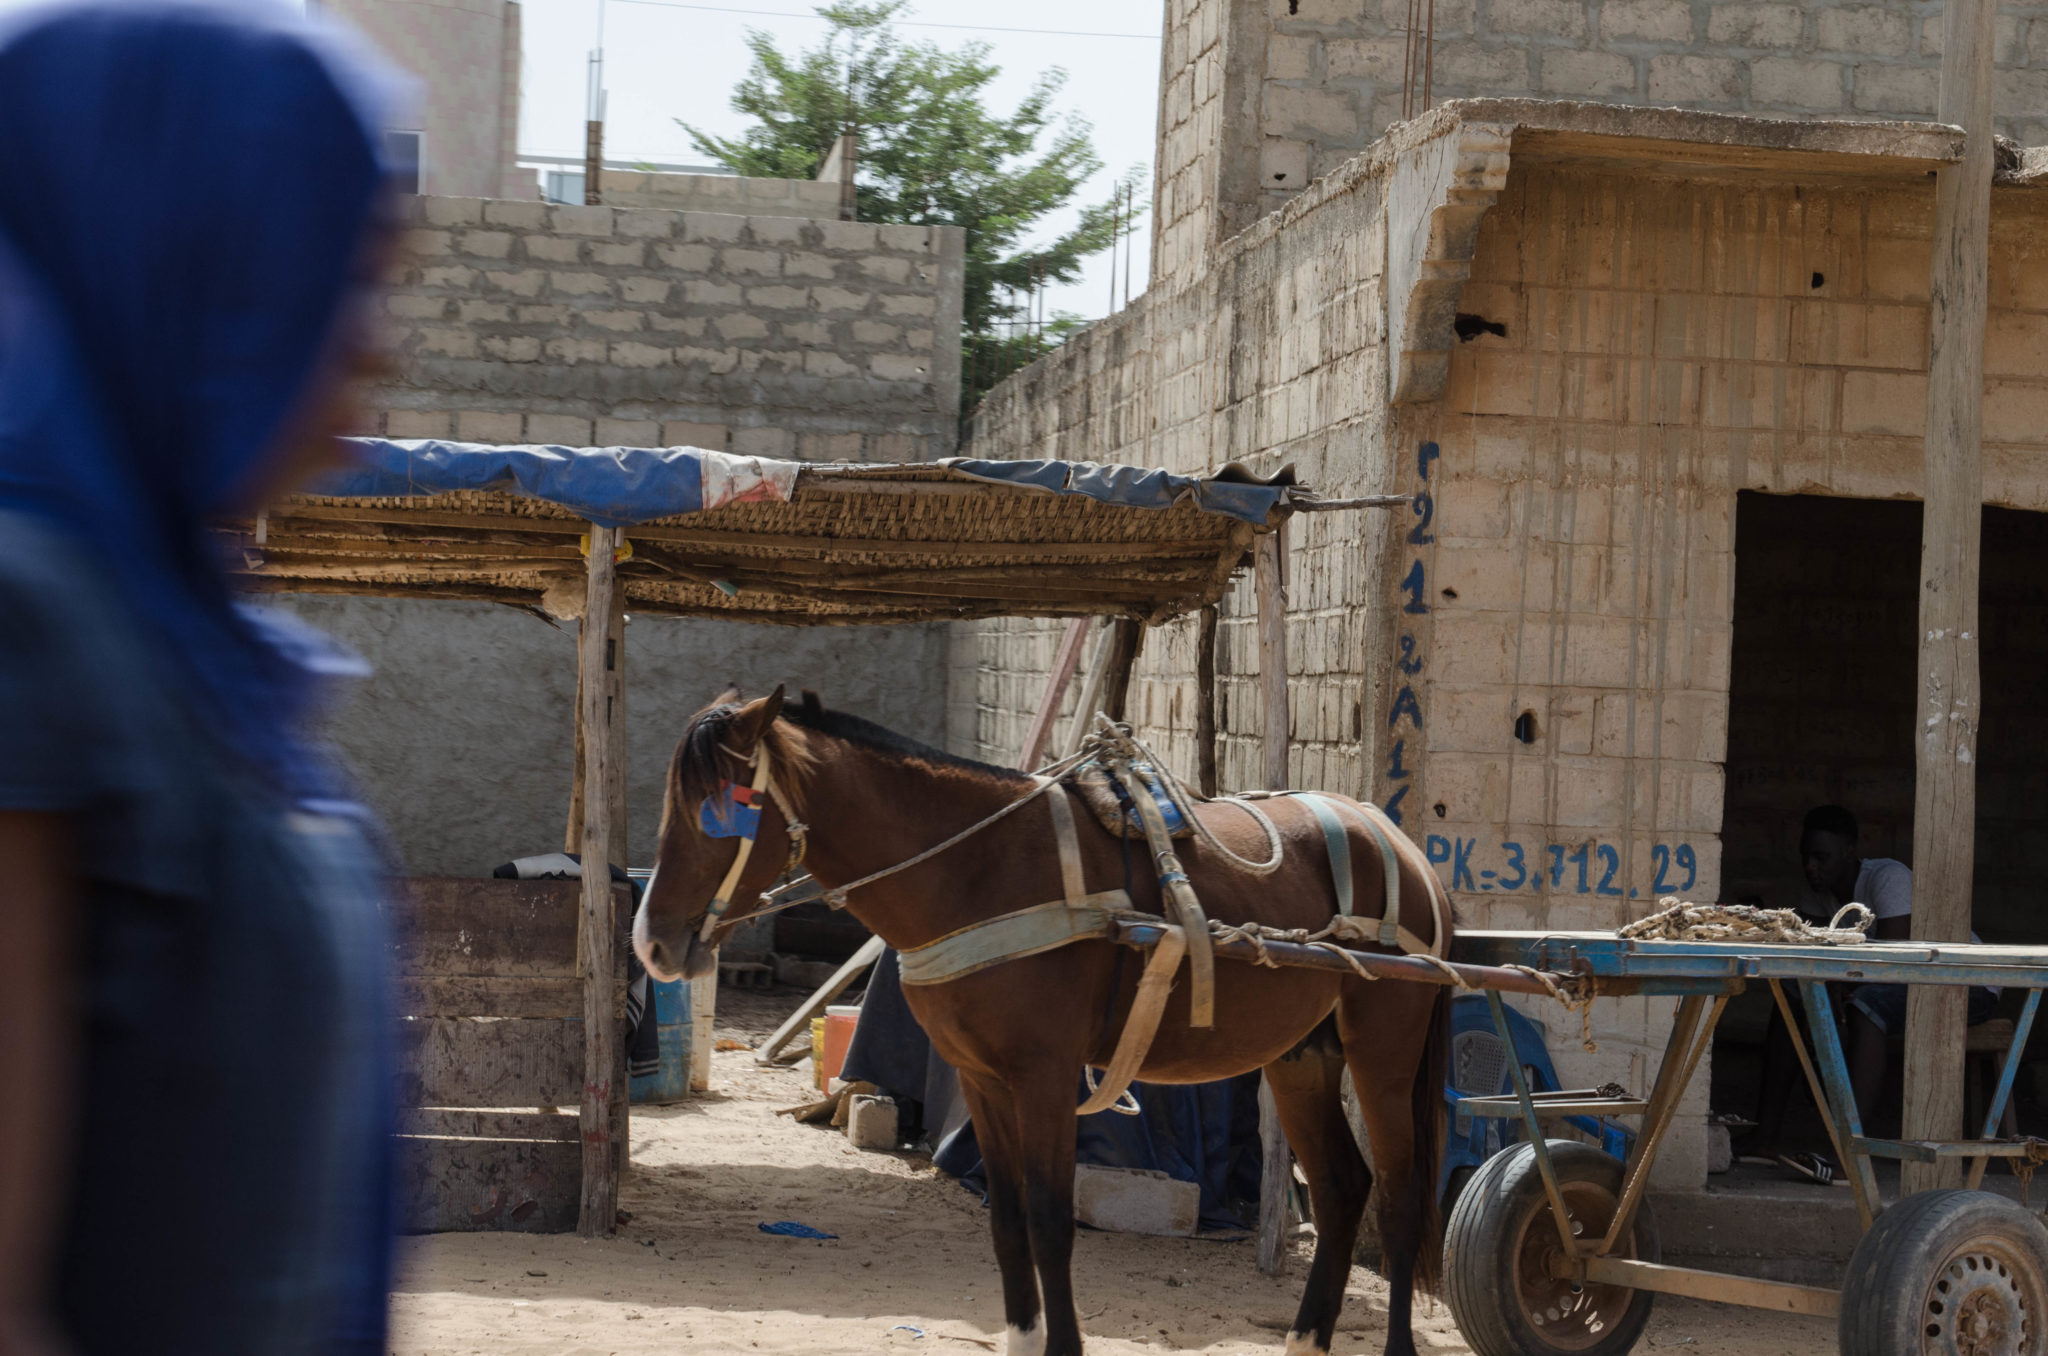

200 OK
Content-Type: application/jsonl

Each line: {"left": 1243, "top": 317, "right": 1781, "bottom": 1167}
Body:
{"left": 1010, "top": 1071, "right": 1085, "bottom": 1356}
{"left": 1263, "top": 1020, "right": 1372, "bottom": 1356}
{"left": 1336, "top": 987, "right": 1446, "bottom": 1356}
{"left": 959, "top": 1075, "right": 1045, "bottom": 1355}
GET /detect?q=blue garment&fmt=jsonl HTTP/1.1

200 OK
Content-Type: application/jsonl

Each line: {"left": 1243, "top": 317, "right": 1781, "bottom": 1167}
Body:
{"left": 0, "top": 3, "right": 406, "bottom": 1350}
{"left": 1, "top": 515, "right": 397, "bottom": 1356}
{"left": 0, "top": 0, "right": 404, "bottom": 800}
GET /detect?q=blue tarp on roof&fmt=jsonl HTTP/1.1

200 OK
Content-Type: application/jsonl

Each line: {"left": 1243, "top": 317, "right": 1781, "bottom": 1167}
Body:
{"left": 306, "top": 439, "right": 1291, "bottom": 529}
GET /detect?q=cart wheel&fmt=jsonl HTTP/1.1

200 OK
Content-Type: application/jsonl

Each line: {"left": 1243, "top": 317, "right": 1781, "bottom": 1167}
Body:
{"left": 1839, "top": 1188, "right": 2048, "bottom": 1356}
{"left": 1442, "top": 1139, "right": 1659, "bottom": 1356}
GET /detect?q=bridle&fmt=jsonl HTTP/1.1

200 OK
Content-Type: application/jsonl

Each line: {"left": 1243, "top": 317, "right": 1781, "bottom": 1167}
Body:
{"left": 695, "top": 738, "right": 809, "bottom": 942}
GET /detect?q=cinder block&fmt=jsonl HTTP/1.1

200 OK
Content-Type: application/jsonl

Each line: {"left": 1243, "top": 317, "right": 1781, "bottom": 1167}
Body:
{"left": 846, "top": 1095, "right": 900, "bottom": 1151}
{"left": 1818, "top": 6, "right": 1909, "bottom": 55}
{"left": 596, "top": 418, "right": 660, "bottom": 445}
{"left": 386, "top": 410, "right": 452, "bottom": 438}
{"left": 1648, "top": 55, "right": 1743, "bottom": 103}
{"left": 662, "top": 421, "right": 727, "bottom": 449}
{"left": 1491, "top": 0, "right": 1589, "bottom": 40}
{"left": 1705, "top": 1, "right": 1803, "bottom": 46}
{"left": 456, "top": 410, "right": 523, "bottom": 442}
{"left": 1852, "top": 63, "right": 1937, "bottom": 115}
{"left": 527, "top": 414, "right": 592, "bottom": 446}
{"left": 1751, "top": 57, "right": 1846, "bottom": 108}
{"left": 1600, "top": 0, "right": 1691, "bottom": 42}
{"left": 1072, "top": 1164, "right": 1198, "bottom": 1237}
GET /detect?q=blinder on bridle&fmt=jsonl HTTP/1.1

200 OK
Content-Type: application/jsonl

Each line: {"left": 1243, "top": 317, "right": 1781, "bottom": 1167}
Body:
{"left": 694, "top": 736, "right": 809, "bottom": 942}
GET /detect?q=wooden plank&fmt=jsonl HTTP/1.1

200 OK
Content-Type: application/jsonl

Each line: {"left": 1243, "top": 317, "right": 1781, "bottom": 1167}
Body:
{"left": 275, "top": 505, "right": 1232, "bottom": 560}
{"left": 395, "top": 1133, "right": 580, "bottom": 1233}
{"left": 391, "top": 878, "right": 595, "bottom": 978}
{"left": 1254, "top": 527, "right": 1291, "bottom": 1277}
{"left": 1255, "top": 1077, "right": 1290, "bottom": 1276}
{"left": 690, "top": 970, "right": 717, "bottom": 1093}
{"left": 1254, "top": 529, "right": 1290, "bottom": 792}
{"left": 396, "top": 1017, "right": 585, "bottom": 1107}
{"left": 1195, "top": 604, "right": 1219, "bottom": 797}
{"left": 395, "top": 975, "right": 589, "bottom": 1020}
{"left": 1061, "top": 619, "right": 1113, "bottom": 756}
{"left": 400, "top": 1108, "right": 580, "bottom": 1142}
{"left": 1019, "top": 618, "right": 1091, "bottom": 770}
{"left": 1580, "top": 1258, "right": 1839, "bottom": 1318}
{"left": 1903, "top": 0, "right": 1996, "bottom": 1197}
{"left": 757, "top": 934, "right": 887, "bottom": 1064}
{"left": 1100, "top": 618, "right": 1145, "bottom": 724}
{"left": 577, "top": 524, "right": 622, "bottom": 1236}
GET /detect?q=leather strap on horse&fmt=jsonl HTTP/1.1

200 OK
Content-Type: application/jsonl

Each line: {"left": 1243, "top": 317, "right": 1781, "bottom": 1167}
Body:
{"left": 1110, "top": 753, "right": 1215, "bottom": 1028}
{"left": 1075, "top": 923, "right": 1187, "bottom": 1116}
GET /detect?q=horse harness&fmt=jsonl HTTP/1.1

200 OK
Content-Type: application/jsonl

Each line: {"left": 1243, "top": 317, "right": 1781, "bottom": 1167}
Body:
{"left": 699, "top": 728, "right": 1449, "bottom": 1118}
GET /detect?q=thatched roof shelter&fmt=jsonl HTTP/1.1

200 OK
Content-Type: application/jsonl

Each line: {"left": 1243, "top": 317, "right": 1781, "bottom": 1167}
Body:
{"left": 228, "top": 441, "right": 1316, "bottom": 626}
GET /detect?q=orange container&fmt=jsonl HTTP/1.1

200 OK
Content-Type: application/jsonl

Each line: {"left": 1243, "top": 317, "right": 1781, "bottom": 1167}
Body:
{"left": 820, "top": 1004, "right": 861, "bottom": 1089}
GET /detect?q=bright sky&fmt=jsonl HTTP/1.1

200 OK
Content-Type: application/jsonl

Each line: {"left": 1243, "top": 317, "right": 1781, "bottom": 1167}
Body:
{"left": 524, "top": 0, "right": 1163, "bottom": 323}
{"left": 0, "top": 0, "right": 1162, "bottom": 321}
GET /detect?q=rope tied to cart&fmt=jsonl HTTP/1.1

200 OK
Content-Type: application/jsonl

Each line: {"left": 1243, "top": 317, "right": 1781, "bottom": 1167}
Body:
{"left": 1618, "top": 899, "right": 1875, "bottom": 945}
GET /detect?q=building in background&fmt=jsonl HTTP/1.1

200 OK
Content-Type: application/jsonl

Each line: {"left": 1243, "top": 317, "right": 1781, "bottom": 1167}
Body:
{"left": 317, "top": 0, "right": 533, "bottom": 199}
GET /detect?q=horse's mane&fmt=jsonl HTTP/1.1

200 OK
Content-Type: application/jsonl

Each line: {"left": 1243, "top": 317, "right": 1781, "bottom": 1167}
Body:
{"left": 781, "top": 691, "right": 1030, "bottom": 786}
{"left": 669, "top": 690, "right": 1026, "bottom": 834}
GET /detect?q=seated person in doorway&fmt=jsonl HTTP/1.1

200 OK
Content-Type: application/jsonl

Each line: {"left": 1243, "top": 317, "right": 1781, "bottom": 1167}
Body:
{"left": 1802, "top": 805, "right": 1999, "bottom": 1122}
{"left": 1742, "top": 805, "right": 1997, "bottom": 1181}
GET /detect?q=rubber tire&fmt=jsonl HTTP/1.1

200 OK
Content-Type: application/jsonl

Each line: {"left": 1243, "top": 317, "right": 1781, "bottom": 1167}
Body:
{"left": 1840, "top": 1188, "right": 2048, "bottom": 1356}
{"left": 1442, "top": 1139, "right": 1659, "bottom": 1356}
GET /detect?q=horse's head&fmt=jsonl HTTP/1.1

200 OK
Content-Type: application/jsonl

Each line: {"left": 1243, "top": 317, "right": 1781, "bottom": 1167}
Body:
{"left": 633, "top": 684, "right": 814, "bottom": 982}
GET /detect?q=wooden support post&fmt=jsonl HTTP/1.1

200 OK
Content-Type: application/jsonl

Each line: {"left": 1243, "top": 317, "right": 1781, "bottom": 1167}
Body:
{"left": 1100, "top": 618, "right": 1145, "bottom": 724}
{"left": 1902, "top": 0, "right": 1995, "bottom": 1196}
{"left": 1254, "top": 527, "right": 1292, "bottom": 1275}
{"left": 1254, "top": 529, "right": 1289, "bottom": 791}
{"left": 1061, "top": 619, "right": 1114, "bottom": 756}
{"left": 1195, "top": 604, "right": 1220, "bottom": 798}
{"left": 576, "top": 525, "right": 623, "bottom": 1236}
{"left": 1020, "top": 618, "right": 1090, "bottom": 770}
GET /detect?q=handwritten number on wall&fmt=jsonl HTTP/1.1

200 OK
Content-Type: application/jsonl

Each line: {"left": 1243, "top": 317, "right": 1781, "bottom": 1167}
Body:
{"left": 1408, "top": 492, "right": 1435, "bottom": 545}
{"left": 1383, "top": 441, "right": 1439, "bottom": 827}
{"left": 1429, "top": 836, "right": 1700, "bottom": 897}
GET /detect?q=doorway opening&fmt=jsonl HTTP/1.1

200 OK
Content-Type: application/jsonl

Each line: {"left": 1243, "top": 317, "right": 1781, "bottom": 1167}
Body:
{"left": 1711, "top": 492, "right": 2048, "bottom": 1149}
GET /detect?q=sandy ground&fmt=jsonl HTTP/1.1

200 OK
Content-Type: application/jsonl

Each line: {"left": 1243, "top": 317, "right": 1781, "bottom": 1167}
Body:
{"left": 389, "top": 989, "right": 1837, "bottom": 1355}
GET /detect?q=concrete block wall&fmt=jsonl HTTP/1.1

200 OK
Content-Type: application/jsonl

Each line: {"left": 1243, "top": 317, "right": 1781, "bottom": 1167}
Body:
{"left": 599, "top": 171, "right": 844, "bottom": 220}
{"left": 281, "top": 596, "right": 950, "bottom": 876}
{"left": 960, "top": 157, "right": 1405, "bottom": 803}
{"left": 366, "top": 195, "right": 967, "bottom": 462}
{"left": 1158, "top": 0, "right": 2048, "bottom": 274}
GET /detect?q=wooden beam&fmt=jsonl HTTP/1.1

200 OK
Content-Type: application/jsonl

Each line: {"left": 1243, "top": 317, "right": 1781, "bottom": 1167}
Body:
{"left": 755, "top": 935, "right": 887, "bottom": 1065}
{"left": 1195, "top": 604, "right": 1220, "bottom": 797}
{"left": 1254, "top": 529, "right": 1290, "bottom": 792}
{"left": 1902, "top": 0, "right": 1995, "bottom": 1197}
{"left": 1020, "top": 619, "right": 1091, "bottom": 770}
{"left": 1253, "top": 526, "right": 1291, "bottom": 1276}
{"left": 576, "top": 524, "right": 623, "bottom": 1236}
{"left": 1100, "top": 619, "right": 1146, "bottom": 723}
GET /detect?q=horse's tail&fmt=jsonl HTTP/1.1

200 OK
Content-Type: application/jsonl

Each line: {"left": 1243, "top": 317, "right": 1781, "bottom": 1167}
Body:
{"left": 1408, "top": 982, "right": 1452, "bottom": 1296}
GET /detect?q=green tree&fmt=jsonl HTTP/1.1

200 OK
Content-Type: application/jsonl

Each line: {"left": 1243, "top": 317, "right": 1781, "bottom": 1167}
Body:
{"left": 682, "top": 2, "right": 1140, "bottom": 413}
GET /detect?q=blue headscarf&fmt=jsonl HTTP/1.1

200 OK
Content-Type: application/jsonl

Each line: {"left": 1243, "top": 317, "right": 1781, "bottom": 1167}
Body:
{"left": 0, "top": 0, "right": 405, "bottom": 799}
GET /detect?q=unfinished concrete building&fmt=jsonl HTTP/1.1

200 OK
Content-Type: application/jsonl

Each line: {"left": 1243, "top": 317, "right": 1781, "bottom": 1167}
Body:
{"left": 956, "top": 0, "right": 2048, "bottom": 1238}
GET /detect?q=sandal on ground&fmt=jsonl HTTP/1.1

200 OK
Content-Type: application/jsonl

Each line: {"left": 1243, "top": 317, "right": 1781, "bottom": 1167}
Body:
{"left": 1776, "top": 1151, "right": 1839, "bottom": 1185}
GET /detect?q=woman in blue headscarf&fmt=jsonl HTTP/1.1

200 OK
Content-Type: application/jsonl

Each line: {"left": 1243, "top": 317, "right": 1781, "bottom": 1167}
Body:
{"left": 0, "top": 3, "right": 407, "bottom": 1353}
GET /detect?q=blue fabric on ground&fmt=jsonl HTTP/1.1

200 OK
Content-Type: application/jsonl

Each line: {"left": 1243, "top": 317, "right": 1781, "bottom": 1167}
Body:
{"left": 759, "top": 1221, "right": 837, "bottom": 1240}
{"left": 940, "top": 458, "right": 1289, "bottom": 525}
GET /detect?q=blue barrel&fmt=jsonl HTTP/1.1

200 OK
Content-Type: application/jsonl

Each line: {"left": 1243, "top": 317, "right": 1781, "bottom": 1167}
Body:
{"left": 630, "top": 978, "right": 693, "bottom": 1104}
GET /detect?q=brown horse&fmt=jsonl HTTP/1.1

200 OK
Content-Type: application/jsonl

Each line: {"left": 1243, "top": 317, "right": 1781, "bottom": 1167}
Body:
{"left": 633, "top": 687, "right": 1454, "bottom": 1356}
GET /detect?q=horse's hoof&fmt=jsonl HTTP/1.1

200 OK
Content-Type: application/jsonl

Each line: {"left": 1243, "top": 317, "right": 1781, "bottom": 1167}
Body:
{"left": 1281, "top": 1331, "right": 1327, "bottom": 1356}
{"left": 1005, "top": 1322, "right": 1047, "bottom": 1356}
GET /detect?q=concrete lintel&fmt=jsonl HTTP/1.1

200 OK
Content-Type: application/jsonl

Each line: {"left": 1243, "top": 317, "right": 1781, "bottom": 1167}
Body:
{"left": 1385, "top": 120, "right": 1512, "bottom": 407}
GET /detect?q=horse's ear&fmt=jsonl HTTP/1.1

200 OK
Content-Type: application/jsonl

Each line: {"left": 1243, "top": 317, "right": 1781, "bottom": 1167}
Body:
{"left": 801, "top": 689, "right": 824, "bottom": 720}
{"left": 729, "top": 684, "right": 785, "bottom": 751}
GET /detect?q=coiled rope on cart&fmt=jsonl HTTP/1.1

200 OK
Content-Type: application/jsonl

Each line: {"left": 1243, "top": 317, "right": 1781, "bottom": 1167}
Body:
{"left": 1618, "top": 898, "right": 1875, "bottom": 945}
